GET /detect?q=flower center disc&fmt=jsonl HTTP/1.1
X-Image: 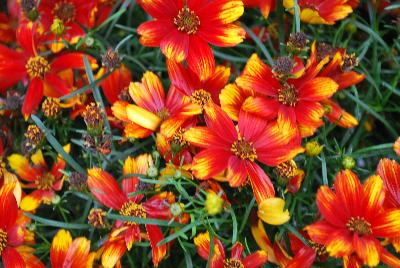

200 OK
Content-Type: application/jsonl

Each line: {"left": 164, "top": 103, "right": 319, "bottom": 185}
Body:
{"left": 174, "top": 7, "right": 200, "bottom": 34}
{"left": 36, "top": 173, "right": 56, "bottom": 190}
{"left": 277, "top": 83, "right": 298, "bottom": 107}
{"left": 231, "top": 138, "right": 257, "bottom": 161}
{"left": 26, "top": 56, "right": 50, "bottom": 78}
{"left": 309, "top": 240, "right": 327, "bottom": 256}
{"left": 53, "top": 1, "right": 76, "bottom": 23}
{"left": 120, "top": 201, "right": 147, "bottom": 225}
{"left": 346, "top": 216, "right": 372, "bottom": 235}
{"left": 0, "top": 228, "right": 7, "bottom": 255}
{"left": 191, "top": 89, "right": 211, "bottom": 108}
{"left": 172, "top": 127, "right": 189, "bottom": 148}
{"left": 223, "top": 258, "right": 244, "bottom": 268}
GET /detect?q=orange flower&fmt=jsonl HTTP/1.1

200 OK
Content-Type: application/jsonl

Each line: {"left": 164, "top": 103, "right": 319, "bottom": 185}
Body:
{"left": 137, "top": 0, "right": 245, "bottom": 80}
{"left": 87, "top": 166, "right": 177, "bottom": 267}
{"left": 111, "top": 71, "right": 201, "bottom": 139}
{"left": 283, "top": 0, "right": 354, "bottom": 25}
{"left": 243, "top": 0, "right": 275, "bottom": 18}
{"left": 184, "top": 104, "right": 303, "bottom": 203}
{"left": 235, "top": 54, "right": 338, "bottom": 137}
{"left": 8, "top": 148, "right": 67, "bottom": 211}
{"left": 194, "top": 232, "right": 268, "bottom": 268}
{"left": 50, "top": 229, "right": 93, "bottom": 268}
{"left": 0, "top": 182, "right": 42, "bottom": 268}
{"left": 305, "top": 170, "right": 400, "bottom": 267}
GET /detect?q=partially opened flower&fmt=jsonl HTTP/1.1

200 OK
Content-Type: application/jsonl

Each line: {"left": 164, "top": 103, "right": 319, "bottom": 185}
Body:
{"left": 235, "top": 53, "right": 338, "bottom": 137}
{"left": 50, "top": 229, "right": 93, "bottom": 268}
{"left": 283, "top": 0, "right": 354, "bottom": 25}
{"left": 305, "top": 170, "right": 400, "bottom": 267}
{"left": 137, "top": 0, "right": 246, "bottom": 80}
{"left": 184, "top": 104, "right": 303, "bottom": 203}
{"left": 87, "top": 167, "right": 176, "bottom": 267}
{"left": 194, "top": 232, "right": 268, "bottom": 268}
{"left": 112, "top": 71, "right": 201, "bottom": 139}
{"left": 8, "top": 147, "right": 68, "bottom": 211}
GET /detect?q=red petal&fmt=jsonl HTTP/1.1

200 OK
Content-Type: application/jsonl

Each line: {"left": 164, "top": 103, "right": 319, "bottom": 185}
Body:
{"left": 186, "top": 35, "right": 215, "bottom": 81}
{"left": 381, "top": 248, "right": 400, "bottom": 268}
{"left": 246, "top": 162, "right": 275, "bottom": 203}
{"left": 167, "top": 59, "right": 199, "bottom": 96}
{"left": 191, "top": 149, "right": 231, "bottom": 179}
{"left": 146, "top": 224, "right": 167, "bottom": 267}
{"left": 22, "top": 77, "right": 44, "bottom": 117}
{"left": 242, "top": 96, "right": 279, "bottom": 120}
{"left": 286, "top": 247, "right": 316, "bottom": 268}
{"left": 242, "top": 250, "right": 269, "bottom": 268}
{"left": 50, "top": 53, "right": 94, "bottom": 73}
{"left": 377, "top": 158, "right": 400, "bottom": 208}
{"left": 298, "top": 77, "right": 338, "bottom": 101}
{"left": 43, "top": 73, "right": 71, "bottom": 97}
{"left": 316, "top": 186, "right": 347, "bottom": 226}
{"left": 140, "top": 0, "right": 182, "bottom": 19}
{"left": 87, "top": 168, "right": 128, "bottom": 210}
{"left": 353, "top": 235, "right": 381, "bottom": 267}
{"left": 238, "top": 110, "right": 268, "bottom": 142}
{"left": 63, "top": 237, "right": 91, "bottom": 267}
{"left": 227, "top": 156, "right": 248, "bottom": 187}
{"left": 100, "top": 65, "right": 132, "bottom": 104}
{"left": 334, "top": 170, "right": 363, "bottom": 217}
{"left": 372, "top": 209, "right": 400, "bottom": 238}
{"left": 160, "top": 30, "right": 189, "bottom": 62}
{"left": 138, "top": 20, "right": 174, "bottom": 47}
{"left": 2, "top": 247, "right": 25, "bottom": 268}
{"left": 0, "top": 182, "right": 18, "bottom": 230}
{"left": 204, "top": 104, "right": 237, "bottom": 144}
{"left": 197, "top": 23, "right": 245, "bottom": 47}
{"left": 230, "top": 242, "right": 244, "bottom": 259}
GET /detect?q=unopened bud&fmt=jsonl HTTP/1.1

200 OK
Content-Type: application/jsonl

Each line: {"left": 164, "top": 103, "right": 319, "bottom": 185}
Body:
{"left": 305, "top": 141, "right": 323, "bottom": 157}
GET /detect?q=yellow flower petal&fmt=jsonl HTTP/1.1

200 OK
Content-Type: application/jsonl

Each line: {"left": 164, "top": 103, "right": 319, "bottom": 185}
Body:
{"left": 257, "top": 198, "right": 290, "bottom": 225}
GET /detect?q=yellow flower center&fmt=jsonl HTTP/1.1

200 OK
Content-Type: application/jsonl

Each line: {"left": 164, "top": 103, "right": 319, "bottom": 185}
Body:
{"left": 277, "top": 83, "right": 298, "bottom": 107}
{"left": 275, "top": 160, "right": 297, "bottom": 179}
{"left": 88, "top": 208, "right": 107, "bottom": 229}
{"left": 309, "top": 240, "right": 327, "bottom": 256}
{"left": 26, "top": 56, "right": 50, "bottom": 78}
{"left": 0, "top": 228, "right": 7, "bottom": 255}
{"left": 172, "top": 127, "right": 189, "bottom": 148}
{"left": 231, "top": 138, "right": 257, "bottom": 161}
{"left": 223, "top": 258, "right": 244, "bottom": 268}
{"left": 346, "top": 216, "right": 372, "bottom": 235}
{"left": 174, "top": 7, "right": 200, "bottom": 34}
{"left": 42, "top": 98, "right": 61, "bottom": 118}
{"left": 191, "top": 89, "right": 211, "bottom": 109}
{"left": 36, "top": 173, "right": 56, "bottom": 190}
{"left": 119, "top": 201, "right": 147, "bottom": 225}
{"left": 53, "top": 1, "right": 76, "bottom": 23}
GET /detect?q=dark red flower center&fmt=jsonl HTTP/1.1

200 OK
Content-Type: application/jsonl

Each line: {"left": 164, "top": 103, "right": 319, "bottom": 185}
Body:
{"left": 36, "top": 173, "right": 56, "bottom": 190}
{"left": 341, "top": 53, "right": 358, "bottom": 71}
{"left": 120, "top": 201, "right": 147, "bottom": 225}
{"left": 174, "top": 7, "right": 200, "bottom": 34}
{"left": 88, "top": 208, "right": 107, "bottom": 229}
{"left": 277, "top": 83, "right": 298, "bottom": 107}
{"left": 172, "top": 127, "right": 189, "bottom": 148}
{"left": 223, "top": 258, "right": 244, "bottom": 268}
{"left": 26, "top": 56, "right": 50, "bottom": 78}
{"left": 346, "top": 216, "right": 372, "bottom": 235}
{"left": 275, "top": 160, "right": 297, "bottom": 179}
{"left": 53, "top": 1, "right": 76, "bottom": 23}
{"left": 191, "top": 89, "right": 211, "bottom": 108}
{"left": 231, "top": 138, "right": 257, "bottom": 161}
{"left": 0, "top": 228, "right": 7, "bottom": 255}
{"left": 309, "top": 240, "right": 327, "bottom": 256}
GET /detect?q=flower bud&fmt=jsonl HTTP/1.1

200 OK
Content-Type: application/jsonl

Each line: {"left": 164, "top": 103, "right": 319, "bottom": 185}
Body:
{"left": 51, "top": 18, "right": 65, "bottom": 36}
{"left": 342, "top": 156, "right": 356, "bottom": 170}
{"left": 204, "top": 191, "right": 224, "bottom": 216}
{"left": 305, "top": 141, "right": 323, "bottom": 157}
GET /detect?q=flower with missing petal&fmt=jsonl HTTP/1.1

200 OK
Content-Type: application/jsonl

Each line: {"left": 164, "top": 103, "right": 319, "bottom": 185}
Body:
{"left": 305, "top": 170, "right": 400, "bottom": 267}
{"left": 137, "top": 0, "right": 245, "bottom": 80}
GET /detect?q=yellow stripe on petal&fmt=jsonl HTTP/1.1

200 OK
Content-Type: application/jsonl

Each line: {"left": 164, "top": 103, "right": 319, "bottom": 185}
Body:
{"left": 126, "top": 104, "right": 162, "bottom": 131}
{"left": 257, "top": 198, "right": 290, "bottom": 225}
{"left": 31, "top": 149, "right": 46, "bottom": 167}
{"left": 50, "top": 229, "right": 73, "bottom": 268}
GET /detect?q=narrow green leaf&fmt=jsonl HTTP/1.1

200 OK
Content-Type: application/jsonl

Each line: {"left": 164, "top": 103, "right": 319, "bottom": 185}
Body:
{"left": 157, "top": 221, "right": 197, "bottom": 246}
{"left": 25, "top": 212, "right": 90, "bottom": 229}
{"left": 107, "top": 213, "right": 183, "bottom": 227}
{"left": 31, "top": 115, "right": 86, "bottom": 174}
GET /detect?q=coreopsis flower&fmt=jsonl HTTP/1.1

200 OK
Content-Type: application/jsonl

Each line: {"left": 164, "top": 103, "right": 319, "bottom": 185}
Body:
{"left": 394, "top": 137, "right": 400, "bottom": 156}
{"left": 377, "top": 158, "right": 400, "bottom": 252}
{"left": 87, "top": 167, "right": 176, "bottom": 267}
{"left": 0, "top": 182, "right": 41, "bottom": 267}
{"left": 50, "top": 229, "right": 94, "bottom": 267}
{"left": 274, "top": 160, "right": 305, "bottom": 193}
{"left": 235, "top": 53, "right": 338, "bottom": 137}
{"left": 0, "top": 25, "right": 95, "bottom": 116}
{"left": 111, "top": 71, "right": 201, "bottom": 139}
{"left": 137, "top": 0, "right": 246, "bottom": 80}
{"left": 283, "top": 0, "right": 354, "bottom": 25}
{"left": 305, "top": 170, "right": 400, "bottom": 267}
{"left": 194, "top": 232, "right": 268, "bottom": 268}
{"left": 8, "top": 147, "right": 68, "bottom": 211}
{"left": 307, "top": 42, "right": 365, "bottom": 128}
{"left": 184, "top": 104, "right": 303, "bottom": 203}
{"left": 243, "top": 0, "right": 275, "bottom": 18}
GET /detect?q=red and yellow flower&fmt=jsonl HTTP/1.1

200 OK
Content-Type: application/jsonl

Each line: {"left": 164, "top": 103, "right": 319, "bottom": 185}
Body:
{"left": 50, "top": 229, "right": 94, "bottom": 268}
{"left": 87, "top": 166, "right": 177, "bottom": 267}
{"left": 8, "top": 147, "right": 68, "bottom": 211}
{"left": 98, "top": 64, "right": 132, "bottom": 105}
{"left": 0, "top": 182, "right": 42, "bottom": 268}
{"left": 194, "top": 232, "right": 268, "bottom": 268}
{"left": 235, "top": 53, "right": 338, "bottom": 137}
{"left": 184, "top": 104, "right": 303, "bottom": 203}
{"left": 137, "top": 0, "right": 246, "bottom": 80}
{"left": 112, "top": 71, "right": 201, "bottom": 139}
{"left": 283, "top": 0, "right": 354, "bottom": 25}
{"left": 0, "top": 25, "right": 95, "bottom": 116}
{"left": 305, "top": 170, "right": 400, "bottom": 267}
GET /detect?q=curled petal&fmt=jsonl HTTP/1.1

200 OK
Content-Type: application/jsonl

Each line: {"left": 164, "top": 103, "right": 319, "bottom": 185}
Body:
{"left": 257, "top": 198, "right": 290, "bottom": 225}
